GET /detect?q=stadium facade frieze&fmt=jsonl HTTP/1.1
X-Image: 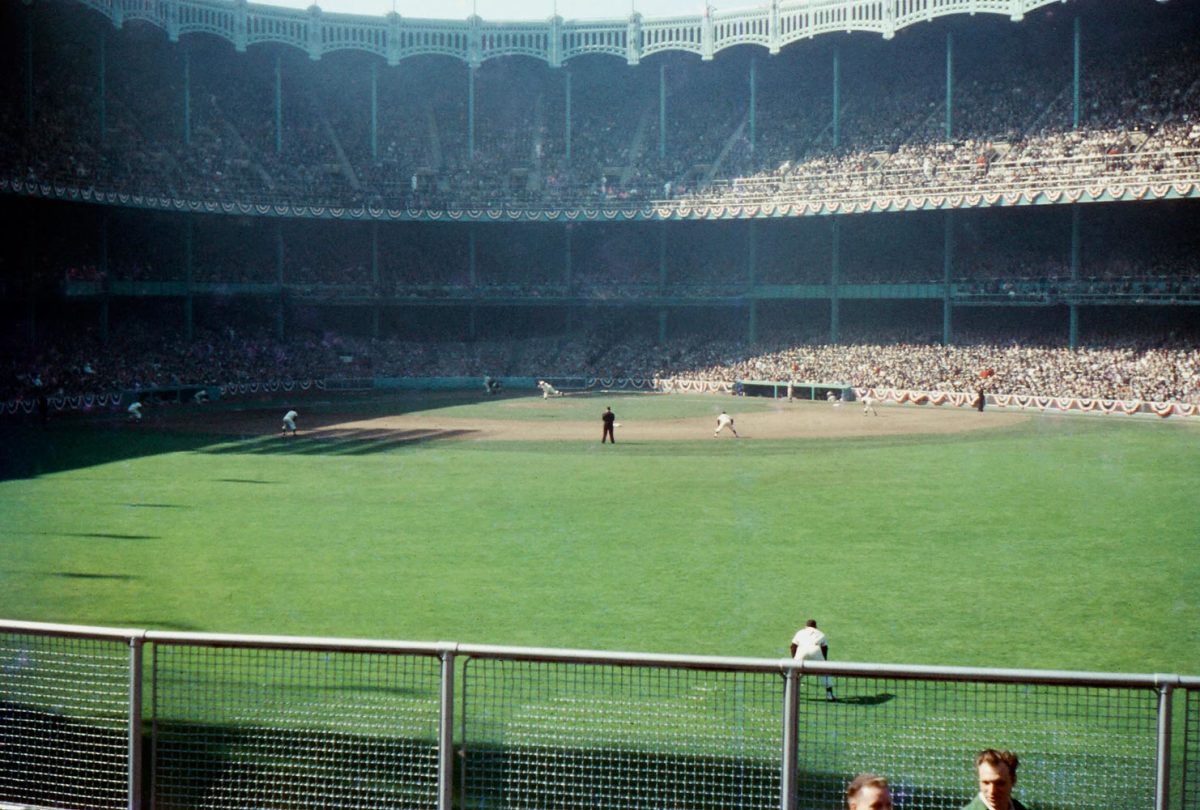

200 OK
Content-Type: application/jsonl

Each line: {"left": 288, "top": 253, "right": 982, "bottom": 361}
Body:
{"left": 5, "top": 175, "right": 1200, "bottom": 223}
{"left": 66, "top": 0, "right": 1076, "bottom": 65}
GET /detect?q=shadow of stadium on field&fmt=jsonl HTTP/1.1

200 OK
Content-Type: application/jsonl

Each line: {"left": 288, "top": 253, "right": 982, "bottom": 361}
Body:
{"left": 200, "top": 427, "right": 479, "bottom": 456}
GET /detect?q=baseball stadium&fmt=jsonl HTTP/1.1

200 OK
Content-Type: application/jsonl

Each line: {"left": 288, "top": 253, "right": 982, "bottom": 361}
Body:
{"left": 1, "top": 0, "right": 1199, "bottom": 807}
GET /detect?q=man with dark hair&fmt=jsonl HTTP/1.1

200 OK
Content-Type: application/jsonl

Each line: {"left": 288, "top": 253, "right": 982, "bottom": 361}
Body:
{"left": 847, "top": 773, "right": 893, "bottom": 810}
{"left": 963, "top": 749, "right": 1029, "bottom": 810}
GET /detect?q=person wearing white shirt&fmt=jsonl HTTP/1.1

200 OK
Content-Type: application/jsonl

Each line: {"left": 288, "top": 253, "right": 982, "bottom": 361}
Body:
{"left": 790, "top": 619, "right": 835, "bottom": 701}
{"left": 281, "top": 409, "right": 298, "bottom": 434}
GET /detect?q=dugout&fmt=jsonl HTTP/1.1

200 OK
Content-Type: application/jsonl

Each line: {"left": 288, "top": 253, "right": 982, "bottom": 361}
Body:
{"left": 736, "top": 380, "right": 854, "bottom": 402}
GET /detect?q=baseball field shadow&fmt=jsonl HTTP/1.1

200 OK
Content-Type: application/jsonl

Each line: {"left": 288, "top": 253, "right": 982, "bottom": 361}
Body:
{"left": 837, "top": 693, "right": 896, "bottom": 706}
{"left": 48, "top": 572, "right": 137, "bottom": 581}
{"left": 200, "top": 427, "right": 480, "bottom": 456}
{"left": 39, "top": 531, "right": 161, "bottom": 541}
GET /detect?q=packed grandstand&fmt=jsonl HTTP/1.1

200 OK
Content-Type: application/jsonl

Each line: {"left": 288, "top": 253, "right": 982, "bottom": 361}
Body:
{"left": 0, "top": 0, "right": 1197, "bottom": 410}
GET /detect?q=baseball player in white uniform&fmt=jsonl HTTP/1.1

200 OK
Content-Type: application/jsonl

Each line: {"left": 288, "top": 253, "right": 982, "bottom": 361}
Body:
{"left": 713, "top": 410, "right": 739, "bottom": 437}
{"left": 791, "top": 619, "right": 836, "bottom": 701}
{"left": 538, "top": 380, "right": 562, "bottom": 399}
{"left": 281, "top": 409, "right": 298, "bottom": 434}
{"left": 127, "top": 401, "right": 143, "bottom": 422}
{"left": 862, "top": 394, "right": 878, "bottom": 416}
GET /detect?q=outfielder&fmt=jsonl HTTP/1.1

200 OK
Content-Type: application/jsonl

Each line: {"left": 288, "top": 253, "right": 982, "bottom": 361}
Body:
{"left": 281, "top": 409, "right": 298, "bottom": 434}
{"left": 791, "top": 619, "right": 836, "bottom": 701}
{"left": 714, "top": 410, "right": 739, "bottom": 437}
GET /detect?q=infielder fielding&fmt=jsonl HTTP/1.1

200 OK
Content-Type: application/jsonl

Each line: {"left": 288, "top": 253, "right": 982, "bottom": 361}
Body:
{"left": 281, "top": 409, "right": 298, "bottom": 434}
{"left": 713, "top": 410, "right": 739, "bottom": 437}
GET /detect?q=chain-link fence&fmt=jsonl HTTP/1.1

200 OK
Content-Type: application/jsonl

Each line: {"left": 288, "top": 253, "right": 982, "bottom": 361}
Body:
{"left": 459, "top": 656, "right": 783, "bottom": 810}
{"left": 0, "top": 621, "right": 1195, "bottom": 809}
{"left": 0, "top": 626, "right": 135, "bottom": 809}
{"left": 150, "top": 637, "right": 444, "bottom": 809}
{"left": 1184, "top": 683, "right": 1200, "bottom": 810}
{"left": 794, "top": 672, "right": 1159, "bottom": 810}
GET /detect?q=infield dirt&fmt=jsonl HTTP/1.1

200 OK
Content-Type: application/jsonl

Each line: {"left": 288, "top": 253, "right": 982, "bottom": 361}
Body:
{"left": 164, "top": 398, "right": 1030, "bottom": 442}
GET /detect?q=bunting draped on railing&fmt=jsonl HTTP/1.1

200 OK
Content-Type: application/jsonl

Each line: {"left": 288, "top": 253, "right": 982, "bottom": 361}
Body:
{"left": 1, "top": 392, "right": 125, "bottom": 415}
{"left": 218, "top": 380, "right": 324, "bottom": 397}
{"left": 4, "top": 175, "right": 1197, "bottom": 223}
{"left": 655, "top": 378, "right": 736, "bottom": 394}
{"left": 585, "top": 377, "right": 660, "bottom": 391}
{"left": 857, "top": 388, "right": 1199, "bottom": 418}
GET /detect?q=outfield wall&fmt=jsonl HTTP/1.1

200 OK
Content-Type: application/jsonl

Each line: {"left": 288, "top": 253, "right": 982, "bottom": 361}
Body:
{"left": 1, "top": 619, "right": 1197, "bottom": 810}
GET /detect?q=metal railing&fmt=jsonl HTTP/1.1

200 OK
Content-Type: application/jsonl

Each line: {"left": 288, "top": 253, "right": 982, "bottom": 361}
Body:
{"left": 1, "top": 619, "right": 1197, "bottom": 810}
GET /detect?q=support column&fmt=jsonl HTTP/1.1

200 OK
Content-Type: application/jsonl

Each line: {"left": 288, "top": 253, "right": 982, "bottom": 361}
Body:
{"left": 658, "top": 309, "right": 667, "bottom": 344}
{"left": 749, "top": 58, "right": 757, "bottom": 155}
{"left": 275, "top": 220, "right": 285, "bottom": 339}
{"left": 658, "top": 222, "right": 668, "bottom": 290}
{"left": 945, "top": 31, "right": 954, "bottom": 141}
{"left": 564, "top": 70, "right": 572, "bottom": 164}
{"left": 658, "top": 63, "right": 667, "bottom": 161}
{"left": 943, "top": 210, "right": 954, "bottom": 346}
{"left": 274, "top": 54, "right": 283, "bottom": 155}
{"left": 747, "top": 220, "right": 757, "bottom": 286}
{"left": 831, "top": 46, "right": 840, "bottom": 149}
{"left": 1069, "top": 206, "right": 1081, "bottom": 349}
{"left": 1072, "top": 16, "right": 1081, "bottom": 130}
{"left": 23, "top": 5, "right": 34, "bottom": 134}
{"left": 97, "top": 28, "right": 106, "bottom": 147}
{"left": 468, "top": 226, "right": 477, "bottom": 287}
{"left": 370, "top": 60, "right": 379, "bottom": 162}
{"left": 371, "top": 221, "right": 381, "bottom": 339}
{"left": 830, "top": 218, "right": 840, "bottom": 344}
{"left": 467, "top": 66, "right": 476, "bottom": 161}
{"left": 99, "top": 212, "right": 110, "bottom": 345}
{"left": 563, "top": 225, "right": 572, "bottom": 289}
{"left": 184, "top": 219, "right": 194, "bottom": 342}
{"left": 469, "top": 306, "right": 477, "bottom": 340}
{"left": 182, "top": 47, "right": 191, "bottom": 147}
{"left": 25, "top": 208, "right": 37, "bottom": 347}
{"left": 748, "top": 300, "right": 758, "bottom": 343}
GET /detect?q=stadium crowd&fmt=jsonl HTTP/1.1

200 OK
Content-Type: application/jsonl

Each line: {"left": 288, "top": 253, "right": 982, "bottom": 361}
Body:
{"left": 4, "top": 326, "right": 1197, "bottom": 406}
{"left": 3, "top": 1, "right": 1198, "bottom": 211}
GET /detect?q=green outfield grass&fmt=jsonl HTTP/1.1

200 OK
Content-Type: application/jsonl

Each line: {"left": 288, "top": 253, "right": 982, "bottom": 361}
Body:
{"left": 1, "top": 394, "right": 1198, "bottom": 675}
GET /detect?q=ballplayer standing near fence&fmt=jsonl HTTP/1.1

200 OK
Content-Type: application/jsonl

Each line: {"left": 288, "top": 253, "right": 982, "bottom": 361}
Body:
{"left": 791, "top": 619, "right": 836, "bottom": 701}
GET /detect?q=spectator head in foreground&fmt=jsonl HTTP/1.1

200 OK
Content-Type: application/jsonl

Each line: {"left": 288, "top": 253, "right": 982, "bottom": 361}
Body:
{"left": 847, "top": 773, "right": 893, "bottom": 810}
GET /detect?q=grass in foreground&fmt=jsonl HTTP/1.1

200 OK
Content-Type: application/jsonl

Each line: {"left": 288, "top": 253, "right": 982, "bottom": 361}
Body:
{"left": 1, "top": 397, "right": 1197, "bottom": 674}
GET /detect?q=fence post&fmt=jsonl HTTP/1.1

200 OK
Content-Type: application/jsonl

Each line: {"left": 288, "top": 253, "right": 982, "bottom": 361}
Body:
{"left": 780, "top": 666, "right": 798, "bottom": 810}
{"left": 1156, "top": 677, "right": 1176, "bottom": 810}
{"left": 439, "top": 647, "right": 456, "bottom": 810}
{"left": 128, "top": 635, "right": 144, "bottom": 810}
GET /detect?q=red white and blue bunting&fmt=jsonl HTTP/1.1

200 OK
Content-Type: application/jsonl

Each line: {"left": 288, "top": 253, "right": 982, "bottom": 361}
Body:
{"left": 857, "top": 388, "right": 1199, "bottom": 419}
{"left": 5, "top": 176, "right": 1198, "bottom": 223}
